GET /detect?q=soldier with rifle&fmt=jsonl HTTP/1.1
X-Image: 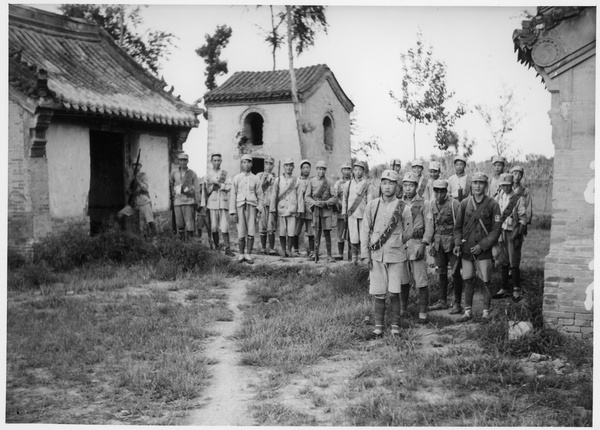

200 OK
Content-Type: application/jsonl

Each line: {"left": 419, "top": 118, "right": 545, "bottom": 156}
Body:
{"left": 257, "top": 156, "right": 278, "bottom": 255}
{"left": 333, "top": 163, "right": 352, "bottom": 260}
{"left": 455, "top": 172, "right": 502, "bottom": 322}
{"left": 342, "top": 160, "right": 374, "bottom": 265}
{"left": 305, "top": 161, "right": 338, "bottom": 263}
{"left": 169, "top": 153, "right": 201, "bottom": 241}
{"left": 271, "top": 158, "right": 302, "bottom": 258}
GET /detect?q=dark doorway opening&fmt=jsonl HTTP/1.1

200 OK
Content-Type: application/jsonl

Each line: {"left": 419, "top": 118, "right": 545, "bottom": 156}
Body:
{"left": 88, "top": 131, "right": 125, "bottom": 235}
{"left": 243, "top": 112, "right": 264, "bottom": 145}
{"left": 323, "top": 116, "right": 333, "bottom": 151}
{"left": 251, "top": 157, "right": 264, "bottom": 175}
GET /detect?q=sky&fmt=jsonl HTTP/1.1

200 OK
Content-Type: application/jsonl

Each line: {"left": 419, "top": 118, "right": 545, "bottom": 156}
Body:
{"left": 33, "top": 3, "right": 554, "bottom": 176}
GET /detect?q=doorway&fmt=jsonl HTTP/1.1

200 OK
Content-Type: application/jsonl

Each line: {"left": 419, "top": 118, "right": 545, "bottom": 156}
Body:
{"left": 88, "top": 131, "right": 125, "bottom": 235}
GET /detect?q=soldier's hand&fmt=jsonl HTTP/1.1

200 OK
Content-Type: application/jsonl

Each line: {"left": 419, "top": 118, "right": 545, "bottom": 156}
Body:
{"left": 231, "top": 213, "right": 238, "bottom": 224}
{"left": 362, "top": 257, "right": 372, "bottom": 270}
{"left": 428, "top": 246, "right": 435, "bottom": 257}
{"left": 453, "top": 246, "right": 461, "bottom": 257}
{"left": 415, "top": 243, "right": 426, "bottom": 260}
{"left": 471, "top": 244, "right": 483, "bottom": 256}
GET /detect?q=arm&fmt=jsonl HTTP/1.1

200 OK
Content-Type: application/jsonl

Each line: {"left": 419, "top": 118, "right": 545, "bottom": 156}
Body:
{"left": 325, "top": 183, "right": 338, "bottom": 206}
{"left": 229, "top": 176, "right": 237, "bottom": 215}
{"left": 422, "top": 200, "right": 434, "bottom": 244}
{"left": 304, "top": 180, "right": 316, "bottom": 210}
{"left": 193, "top": 172, "right": 202, "bottom": 205}
{"left": 269, "top": 177, "right": 278, "bottom": 212}
{"left": 478, "top": 200, "right": 502, "bottom": 251}
{"left": 296, "top": 181, "right": 304, "bottom": 216}
{"left": 360, "top": 203, "right": 371, "bottom": 258}
{"left": 524, "top": 189, "right": 533, "bottom": 224}
{"left": 256, "top": 177, "right": 264, "bottom": 212}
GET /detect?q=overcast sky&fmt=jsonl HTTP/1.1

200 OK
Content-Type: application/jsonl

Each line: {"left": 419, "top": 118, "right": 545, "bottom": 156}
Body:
{"left": 34, "top": 3, "right": 554, "bottom": 176}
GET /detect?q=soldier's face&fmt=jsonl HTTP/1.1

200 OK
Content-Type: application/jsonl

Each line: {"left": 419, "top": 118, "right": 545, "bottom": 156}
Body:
{"left": 513, "top": 171, "right": 523, "bottom": 183}
{"left": 353, "top": 166, "right": 364, "bottom": 179}
{"left": 241, "top": 159, "right": 252, "bottom": 172}
{"left": 412, "top": 166, "right": 423, "bottom": 176}
{"left": 393, "top": 164, "right": 401, "bottom": 173}
{"left": 301, "top": 164, "right": 311, "bottom": 177}
{"left": 264, "top": 160, "right": 274, "bottom": 173}
{"left": 179, "top": 158, "right": 189, "bottom": 168}
{"left": 212, "top": 156, "right": 222, "bottom": 169}
{"left": 493, "top": 162, "right": 504, "bottom": 175}
{"left": 472, "top": 181, "right": 486, "bottom": 196}
{"left": 434, "top": 188, "right": 447, "bottom": 204}
{"left": 317, "top": 167, "right": 326, "bottom": 179}
{"left": 403, "top": 182, "right": 417, "bottom": 198}
{"left": 454, "top": 161, "right": 465, "bottom": 174}
{"left": 284, "top": 163, "right": 294, "bottom": 175}
{"left": 341, "top": 167, "right": 351, "bottom": 178}
{"left": 381, "top": 179, "right": 397, "bottom": 197}
{"left": 430, "top": 169, "right": 440, "bottom": 180}
{"left": 501, "top": 183, "right": 513, "bottom": 194}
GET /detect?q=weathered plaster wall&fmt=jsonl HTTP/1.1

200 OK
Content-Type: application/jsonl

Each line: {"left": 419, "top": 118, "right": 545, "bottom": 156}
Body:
{"left": 135, "top": 133, "right": 170, "bottom": 211}
{"left": 46, "top": 122, "right": 90, "bottom": 219}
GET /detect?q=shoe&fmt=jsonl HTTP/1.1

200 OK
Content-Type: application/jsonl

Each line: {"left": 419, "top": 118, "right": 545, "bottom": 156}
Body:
{"left": 390, "top": 325, "right": 401, "bottom": 337}
{"left": 294, "top": 250, "right": 302, "bottom": 258}
{"left": 245, "top": 254, "right": 254, "bottom": 264}
{"left": 449, "top": 302, "right": 463, "bottom": 314}
{"left": 428, "top": 300, "right": 448, "bottom": 311}
{"left": 458, "top": 310, "right": 473, "bottom": 323}
{"left": 225, "top": 248, "right": 235, "bottom": 257}
{"left": 362, "top": 316, "right": 372, "bottom": 325}
{"left": 279, "top": 250, "right": 289, "bottom": 258}
{"left": 261, "top": 248, "right": 268, "bottom": 255}
{"left": 326, "top": 255, "right": 336, "bottom": 263}
{"left": 492, "top": 290, "right": 511, "bottom": 299}
{"left": 482, "top": 309, "right": 491, "bottom": 321}
{"left": 370, "top": 329, "right": 384, "bottom": 339}
{"left": 237, "top": 254, "right": 245, "bottom": 263}
{"left": 268, "top": 249, "right": 279, "bottom": 256}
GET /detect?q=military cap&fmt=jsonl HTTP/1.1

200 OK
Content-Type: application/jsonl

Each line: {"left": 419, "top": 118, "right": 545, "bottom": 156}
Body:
{"left": 283, "top": 158, "right": 294, "bottom": 165}
{"left": 241, "top": 154, "right": 253, "bottom": 162}
{"left": 391, "top": 158, "right": 401, "bottom": 165}
{"left": 491, "top": 155, "right": 506, "bottom": 165}
{"left": 432, "top": 179, "right": 449, "bottom": 190}
{"left": 381, "top": 170, "right": 400, "bottom": 183}
{"left": 454, "top": 155, "right": 467, "bottom": 164}
{"left": 402, "top": 172, "right": 419, "bottom": 184}
{"left": 178, "top": 153, "right": 189, "bottom": 160}
{"left": 412, "top": 159, "right": 424, "bottom": 168}
{"left": 429, "top": 161, "right": 441, "bottom": 171}
{"left": 316, "top": 160, "right": 327, "bottom": 169}
{"left": 341, "top": 163, "right": 352, "bottom": 170}
{"left": 300, "top": 159, "right": 311, "bottom": 167}
{"left": 353, "top": 160, "right": 366, "bottom": 170}
{"left": 499, "top": 173, "right": 514, "bottom": 186}
{"left": 210, "top": 151, "right": 221, "bottom": 158}
{"left": 511, "top": 165, "right": 524, "bottom": 173}
{"left": 472, "top": 172, "right": 488, "bottom": 182}
{"left": 264, "top": 156, "right": 275, "bottom": 163}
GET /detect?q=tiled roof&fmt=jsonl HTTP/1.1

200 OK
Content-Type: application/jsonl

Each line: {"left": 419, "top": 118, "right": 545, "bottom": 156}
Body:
{"left": 9, "top": 5, "right": 200, "bottom": 128}
{"left": 204, "top": 64, "right": 354, "bottom": 112}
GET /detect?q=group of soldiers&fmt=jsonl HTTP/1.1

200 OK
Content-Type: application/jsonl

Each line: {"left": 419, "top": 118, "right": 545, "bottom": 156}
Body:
{"left": 138, "top": 150, "right": 532, "bottom": 337}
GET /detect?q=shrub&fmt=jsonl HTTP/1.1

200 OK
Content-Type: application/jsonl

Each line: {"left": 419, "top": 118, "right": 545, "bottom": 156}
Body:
{"left": 7, "top": 248, "right": 26, "bottom": 269}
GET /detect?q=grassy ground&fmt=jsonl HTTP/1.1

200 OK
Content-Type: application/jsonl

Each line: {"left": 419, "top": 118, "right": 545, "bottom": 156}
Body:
{"left": 235, "top": 227, "right": 593, "bottom": 426}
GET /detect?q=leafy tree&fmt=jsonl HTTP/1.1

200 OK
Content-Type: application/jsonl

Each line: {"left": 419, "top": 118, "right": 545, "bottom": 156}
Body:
{"left": 390, "top": 31, "right": 464, "bottom": 159}
{"left": 196, "top": 25, "right": 233, "bottom": 91}
{"left": 257, "top": 6, "right": 286, "bottom": 71}
{"left": 474, "top": 87, "right": 521, "bottom": 158}
{"left": 59, "top": 4, "right": 176, "bottom": 76}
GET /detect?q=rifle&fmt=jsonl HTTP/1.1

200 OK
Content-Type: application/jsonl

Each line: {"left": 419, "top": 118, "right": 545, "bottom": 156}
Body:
{"left": 128, "top": 149, "right": 142, "bottom": 208}
{"left": 314, "top": 205, "right": 321, "bottom": 264}
{"left": 274, "top": 161, "right": 281, "bottom": 219}
{"left": 203, "top": 181, "right": 214, "bottom": 250}
{"left": 343, "top": 174, "right": 352, "bottom": 260}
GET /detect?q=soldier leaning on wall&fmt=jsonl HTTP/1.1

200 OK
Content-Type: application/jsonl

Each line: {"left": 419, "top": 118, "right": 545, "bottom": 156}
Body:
{"left": 129, "top": 162, "right": 158, "bottom": 238}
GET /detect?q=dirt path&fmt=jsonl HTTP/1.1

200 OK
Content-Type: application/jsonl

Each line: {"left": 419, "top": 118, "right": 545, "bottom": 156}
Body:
{"left": 185, "top": 278, "right": 258, "bottom": 426}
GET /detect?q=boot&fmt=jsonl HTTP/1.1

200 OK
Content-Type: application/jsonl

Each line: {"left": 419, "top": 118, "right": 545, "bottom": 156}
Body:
{"left": 324, "top": 232, "right": 334, "bottom": 263}
{"left": 293, "top": 236, "right": 302, "bottom": 257}
{"left": 337, "top": 242, "right": 345, "bottom": 260}
{"left": 184, "top": 230, "right": 190, "bottom": 242}
{"left": 308, "top": 236, "right": 315, "bottom": 258}
{"left": 268, "top": 233, "right": 276, "bottom": 255}
{"left": 223, "top": 233, "right": 234, "bottom": 257}
{"left": 418, "top": 287, "right": 429, "bottom": 323}
{"left": 351, "top": 243, "right": 360, "bottom": 265}
{"left": 400, "top": 284, "right": 410, "bottom": 317}
{"left": 279, "top": 236, "right": 288, "bottom": 257}
{"left": 389, "top": 293, "right": 401, "bottom": 335}
{"left": 372, "top": 296, "right": 386, "bottom": 338}
{"left": 237, "top": 238, "right": 246, "bottom": 262}
{"left": 148, "top": 222, "right": 157, "bottom": 238}
{"left": 260, "top": 234, "right": 267, "bottom": 254}
{"left": 178, "top": 229, "right": 185, "bottom": 241}
{"left": 451, "top": 273, "right": 463, "bottom": 312}
{"left": 512, "top": 267, "right": 522, "bottom": 301}
{"left": 287, "top": 235, "right": 294, "bottom": 257}
{"left": 212, "top": 232, "right": 220, "bottom": 248}
{"left": 347, "top": 240, "right": 352, "bottom": 261}
{"left": 429, "top": 274, "right": 448, "bottom": 310}
{"left": 246, "top": 236, "right": 254, "bottom": 264}
{"left": 493, "top": 266, "right": 511, "bottom": 298}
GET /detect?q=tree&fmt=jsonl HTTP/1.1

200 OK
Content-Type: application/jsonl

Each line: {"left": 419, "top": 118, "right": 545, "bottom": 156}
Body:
{"left": 390, "top": 31, "right": 465, "bottom": 159}
{"left": 59, "top": 4, "right": 176, "bottom": 76}
{"left": 350, "top": 113, "right": 382, "bottom": 160}
{"left": 474, "top": 87, "right": 521, "bottom": 158}
{"left": 258, "top": 6, "right": 286, "bottom": 71}
{"left": 196, "top": 25, "right": 233, "bottom": 91}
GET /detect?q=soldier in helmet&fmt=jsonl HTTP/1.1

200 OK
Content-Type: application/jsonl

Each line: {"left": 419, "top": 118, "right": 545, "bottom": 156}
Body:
{"left": 402, "top": 172, "right": 434, "bottom": 324}
{"left": 447, "top": 155, "right": 472, "bottom": 202}
{"left": 294, "top": 159, "right": 314, "bottom": 257}
{"left": 206, "top": 151, "right": 234, "bottom": 256}
{"left": 360, "top": 169, "right": 411, "bottom": 338}
{"left": 342, "top": 160, "right": 375, "bottom": 264}
{"left": 271, "top": 158, "right": 302, "bottom": 257}
{"left": 422, "top": 161, "right": 441, "bottom": 202}
{"left": 428, "top": 179, "right": 463, "bottom": 313}
{"left": 305, "top": 161, "right": 338, "bottom": 263}
{"left": 170, "top": 153, "right": 201, "bottom": 241}
{"left": 257, "top": 156, "right": 277, "bottom": 255}
{"left": 487, "top": 155, "right": 507, "bottom": 199}
{"left": 333, "top": 162, "right": 353, "bottom": 260}
{"left": 390, "top": 159, "right": 403, "bottom": 198}
{"left": 411, "top": 159, "right": 428, "bottom": 198}
{"left": 455, "top": 172, "right": 502, "bottom": 322}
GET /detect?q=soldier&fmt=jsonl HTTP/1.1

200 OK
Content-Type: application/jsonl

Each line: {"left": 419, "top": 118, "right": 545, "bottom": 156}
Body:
{"left": 170, "top": 153, "right": 201, "bottom": 241}
{"left": 342, "top": 160, "right": 374, "bottom": 264}
{"left": 492, "top": 173, "right": 528, "bottom": 302}
{"left": 511, "top": 165, "right": 533, "bottom": 229}
{"left": 455, "top": 172, "right": 502, "bottom": 322}
{"left": 402, "top": 172, "right": 435, "bottom": 324}
{"left": 447, "top": 155, "right": 472, "bottom": 202}
{"left": 391, "top": 158, "right": 402, "bottom": 175}
{"left": 360, "top": 169, "right": 411, "bottom": 338}
{"left": 257, "top": 156, "right": 277, "bottom": 255}
{"left": 294, "top": 159, "right": 314, "bottom": 257}
{"left": 422, "top": 161, "right": 441, "bottom": 202}
{"left": 230, "top": 155, "right": 264, "bottom": 264}
{"left": 206, "top": 151, "right": 234, "bottom": 256}
{"left": 130, "top": 162, "right": 157, "bottom": 238}
{"left": 411, "top": 159, "right": 428, "bottom": 197}
{"left": 305, "top": 161, "right": 338, "bottom": 263}
{"left": 271, "top": 158, "right": 302, "bottom": 257}
{"left": 487, "top": 155, "right": 507, "bottom": 199}
{"left": 427, "top": 179, "right": 463, "bottom": 312}
{"left": 333, "top": 162, "right": 353, "bottom": 260}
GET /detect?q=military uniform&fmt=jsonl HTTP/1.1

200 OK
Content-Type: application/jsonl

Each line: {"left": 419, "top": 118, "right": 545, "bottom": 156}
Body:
{"left": 170, "top": 153, "right": 201, "bottom": 240}
{"left": 333, "top": 162, "right": 352, "bottom": 259}
{"left": 447, "top": 155, "right": 472, "bottom": 202}
{"left": 257, "top": 156, "right": 277, "bottom": 254}
{"left": 294, "top": 160, "right": 314, "bottom": 256}
{"left": 270, "top": 159, "right": 303, "bottom": 257}
{"left": 343, "top": 161, "right": 374, "bottom": 263}
{"left": 487, "top": 155, "right": 506, "bottom": 199}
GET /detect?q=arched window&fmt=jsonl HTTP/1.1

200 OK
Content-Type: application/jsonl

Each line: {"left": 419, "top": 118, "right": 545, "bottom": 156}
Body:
{"left": 323, "top": 115, "right": 333, "bottom": 151}
{"left": 243, "top": 112, "right": 264, "bottom": 146}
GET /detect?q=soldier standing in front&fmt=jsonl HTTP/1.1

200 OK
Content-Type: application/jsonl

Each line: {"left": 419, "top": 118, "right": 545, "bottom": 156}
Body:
{"left": 170, "top": 153, "right": 201, "bottom": 241}
{"left": 333, "top": 162, "right": 352, "bottom": 260}
{"left": 257, "top": 156, "right": 277, "bottom": 255}
{"left": 206, "top": 152, "right": 234, "bottom": 256}
{"left": 294, "top": 159, "right": 314, "bottom": 257}
{"left": 271, "top": 158, "right": 302, "bottom": 258}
